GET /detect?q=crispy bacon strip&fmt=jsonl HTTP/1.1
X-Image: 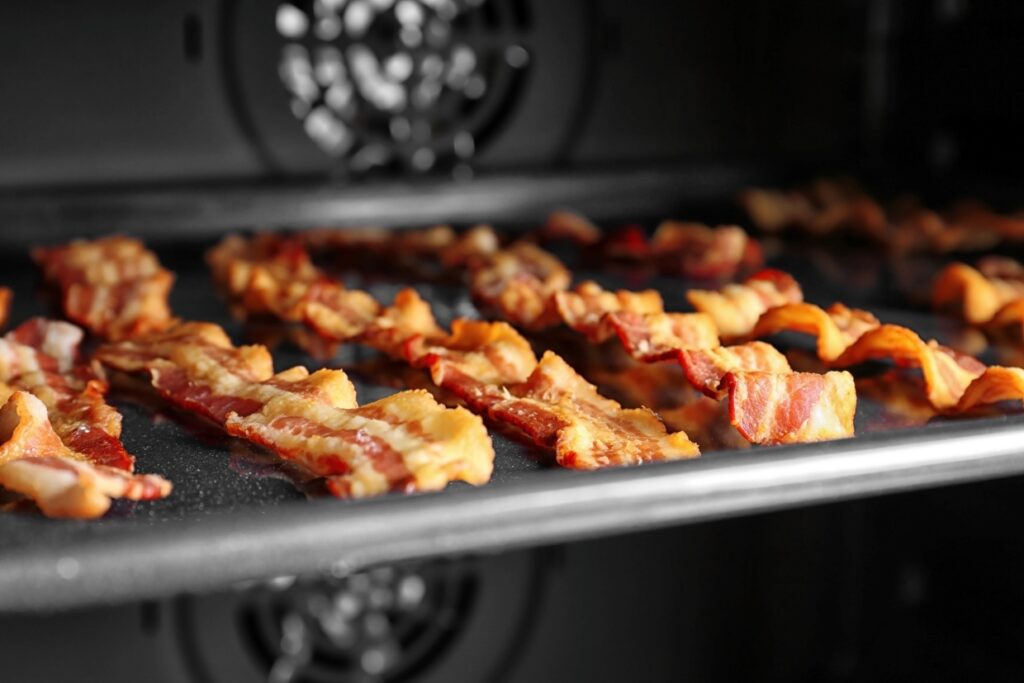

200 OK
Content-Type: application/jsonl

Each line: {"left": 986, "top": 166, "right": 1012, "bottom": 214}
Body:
{"left": 553, "top": 281, "right": 665, "bottom": 343}
{"left": 648, "top": 222, "right": 763, "bottom": 279}
{"left": 0, "top": 287, "right": 11, "bottom": 330}
{"left": 678, "top": 342, "right": 792, "bottom": 400}
{"left": 954, "top": 367, "right": 1024, "bottom": 413}
{"left": 606, "top": 311, "right": 720, "bottom": 362}
{"left": 97, "top": 321, "right": 493, "bottom": 497}
{"left": 469, "top": 242, "right": 571, "bottom": 330}
{"left": 831, "top": 325, "right": 986, "bottom": 410}
{"left": 33, "top": 236, "right": 177, "bottom": 340}
{"left": 0, "top": 391, "right": 171, "bottom": 518}
{"left": 208, "top": 234, "right": 381, "bottom": 332}
{"left": 724, "top": 371, "right": 857, "bottom": 445}
{"left": 934, "top": 258, "right": 1024, "bottom": 325}
{"left": 740, "top": 179, "right": 887, "bottom": 240}
{"left": 687, "top": 269, "right": 803, "bottom": 339}
{"left": 751, "top": 302, "right": 881, "bottom": 362}
{"left": 409, "top": 336, "right": 699, "bottom": 468}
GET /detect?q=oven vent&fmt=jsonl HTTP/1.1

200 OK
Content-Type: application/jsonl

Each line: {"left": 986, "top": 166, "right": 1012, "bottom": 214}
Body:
{"left": 274, "top": 0, "right": 530, "bottom": 172}
{"left": 239, "top": 562, "right": 476, "bottom": 682}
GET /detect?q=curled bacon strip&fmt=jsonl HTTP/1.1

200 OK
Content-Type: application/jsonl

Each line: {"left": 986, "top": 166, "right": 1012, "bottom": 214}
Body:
{"left": 0, "top": 391, "right": 170, "bottom": 518}
{"left": 934, "top": 258, "right": 1024, "bottom": 326}
{"left": 751, "top": 302, "right": 881, "bottom": 363}
{"left": 954, "top": 367, "right": 1024, "bottom": 413}
{"left": 33, "top": 236, "right": 177, "bottom": 340}
{"left": 687, "top": 269, "right": 803, "bottom": 339}
{"left": 740, "top": 178, "right": 887, "bottom": 240}
{"left": 97, "top": 321, "right": 493, "bottom": 498}
{"left": 831, "top": 325, "right": 986, "bottom": 410}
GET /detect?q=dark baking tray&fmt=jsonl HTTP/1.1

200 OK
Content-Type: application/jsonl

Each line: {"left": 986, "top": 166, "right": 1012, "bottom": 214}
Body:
{"left": 1, "top": 173, "right": 1023, "bottom": 613}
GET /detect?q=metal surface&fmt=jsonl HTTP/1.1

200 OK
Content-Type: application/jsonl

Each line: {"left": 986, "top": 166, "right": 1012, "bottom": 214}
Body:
{"left": 0, "top": 223, "right": 1022, "bottom": 613}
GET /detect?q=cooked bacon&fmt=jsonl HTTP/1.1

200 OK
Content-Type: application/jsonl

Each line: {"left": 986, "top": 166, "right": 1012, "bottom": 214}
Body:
{"left": 724, "top": 370, "right": 856, "bottom": 444}
{"left": 607, "top": 311, "right": 720, "bottom": 362}
{"left": 209, "top": 234, "right": 381, "bottom": 333}
{"left": 536, "top": 211, "right": 601, "bottom": 245}
{"left": 98, "top": 321, "right": 493, "bottom": 497}
{"left": 33, "top": 236, "right": 177, "bottom": 340}
{"left": 439, "top": 225, "right": 500, "bottom": 267}
{"left": 649, "top": 222, "right": 763, "bottom": 279}
{"left": 934, "top": 259, "right": 1024, "bottom": 325}
{"left": 831, "top": 324, "right": 985, "bottom": 410}
{"left": 405, "top": 319, "right": 539, "bottom": 391}
{"left": 0, "top": 391, "right": 171, "bottom": 518}
{"left": 469, "top": 242, "right": 571, "bottom": 329}
{"left": 357, "top": 289, "right": 445, "bottom": 358}
{"left": 751, "top": 302, "right": 880, "bottom": 362}
{"left": 740, "top": 179, "right": 886, "bottom": 240}
{"left": 954, "top": 366, "right": 1024, "bottom": 413}
{"left": 553, "top": 281, "right": 664, "bottom": 343}
{"left": 687, "top": 269, "right": 803, "bottom": 339}
{"left": 678, "top": 342, "right": 792, "bottom": 400}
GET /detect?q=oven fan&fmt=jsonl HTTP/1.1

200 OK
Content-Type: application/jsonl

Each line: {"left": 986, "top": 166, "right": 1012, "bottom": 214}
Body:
{"left": 273, "top": 0, "right": 531, "bottom": 172}
{"left": 240, "top": 563, "right": 474, "bottom": 682}
{"left": 175, "top": 552, "right": 544, "bottom": 683}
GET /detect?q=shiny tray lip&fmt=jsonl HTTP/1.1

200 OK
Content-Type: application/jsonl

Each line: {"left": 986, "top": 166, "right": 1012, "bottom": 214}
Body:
{"left": 2, "top": 414, "right": 1023, "bottom": 613}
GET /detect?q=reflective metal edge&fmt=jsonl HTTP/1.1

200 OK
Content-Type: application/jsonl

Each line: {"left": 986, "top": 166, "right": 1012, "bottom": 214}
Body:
{"left": 1, "top": 416, "right": 1022, "bottom": 612}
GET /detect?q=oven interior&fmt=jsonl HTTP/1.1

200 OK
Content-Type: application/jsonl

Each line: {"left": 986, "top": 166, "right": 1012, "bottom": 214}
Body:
{"left": 2, "top": 1, "right": 1024, "bottom": 681}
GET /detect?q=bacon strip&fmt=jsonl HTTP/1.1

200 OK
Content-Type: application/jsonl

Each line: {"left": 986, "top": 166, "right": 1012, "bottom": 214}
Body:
{"left": 553, "top": 281, "right": 665, "bottom": 343}
{"left": 750, "top": 302, "right": 881, "bottom": 362}
{"left": 934, "top": 258, "right": 1024, "bottom": 325}
{"left": 606, "top": 311, "right": 720, "bottom": 362}
{"left": 469, "top": 242, "right": 571, "bottom": 330}
{"left": 33, "top": 236, "right": 177, "bottom": 340}
{"left": 0, "top": 391, "right": 170, "bottom": 518}
{"left": 740, "top": 178, "right": 887, "bottom": 240}
{"left": 687, "top": 269, "right": 803, "bottom": 339}
{"left": 678, "top": 342, "right": 792, "bottom": 400}
{"left": 724, "top": 371, "right": 857, "bottom": 445}
{"left": 954, "top": 367, "right": 1024, "bottom": 413}
{"left": 831, "top": 325, "right": 986, "bottom": 410}
{"left": 97, "top": 321, "right": 493, "bottom": 497}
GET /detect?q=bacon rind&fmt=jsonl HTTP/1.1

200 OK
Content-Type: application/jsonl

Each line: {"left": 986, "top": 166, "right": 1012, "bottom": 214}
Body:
{"left": 687, "top": 269, "right": 803, "bottom": 339}
{"left": 33, "top": 236, "right": 177, "bottom": 341}
{"left": 678, "top": 342, "right": 792, "bottom": 400}
{"left": 831, "top": 324, "right": 985, "bottom": 410}
{"left": 0, "top": 391, "right": 171, "bottom": 518}
{"left": 751, "top": 302, "right": 880, "bottom": 363}
{"left": 724, "top": 370, "right": 856, "bottom": 444}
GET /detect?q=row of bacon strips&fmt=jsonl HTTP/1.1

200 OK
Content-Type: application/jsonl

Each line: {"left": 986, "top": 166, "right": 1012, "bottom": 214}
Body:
{"left": 741, "top": 177, "right": 1024, "bottom": 254}
{"left": 207, "top": 234, "right": 701, "bottom": 468}
{"left": 35, "top": 236, "right": 494, "bottom": 502}
{"left": 297, "top": 227, "right": 859, "bottom": 446}
{"left": 303, "top": 220, "right": 1024, "bottom": 435}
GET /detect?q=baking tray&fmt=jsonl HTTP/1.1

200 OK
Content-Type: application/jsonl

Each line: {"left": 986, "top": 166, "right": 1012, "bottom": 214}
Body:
{"left": 1, "top": 175, "right": 1023, "bottom": 613}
